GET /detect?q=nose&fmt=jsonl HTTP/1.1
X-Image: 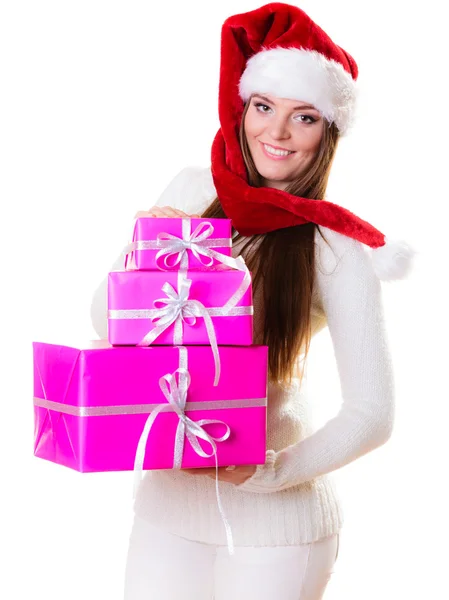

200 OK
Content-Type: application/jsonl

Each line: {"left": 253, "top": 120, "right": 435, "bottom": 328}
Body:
{"left": 267, "top": 114, "right": 291, "bottom": 140}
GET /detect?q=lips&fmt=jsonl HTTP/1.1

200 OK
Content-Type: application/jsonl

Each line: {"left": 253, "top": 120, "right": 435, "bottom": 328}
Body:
{"left": 262, "top": 142, "right": 294, "bottom": 152}
{"left": 259, "top": 141, "right": 295, "bottom": 161}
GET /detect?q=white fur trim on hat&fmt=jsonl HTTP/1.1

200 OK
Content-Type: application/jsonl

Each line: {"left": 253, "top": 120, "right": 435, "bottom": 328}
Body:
{"left": 239, "top": 47, "right": 357, "bottom": 135}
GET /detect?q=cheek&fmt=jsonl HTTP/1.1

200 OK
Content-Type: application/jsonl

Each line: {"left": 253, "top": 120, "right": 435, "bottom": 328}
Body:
{"left": 293, "top": 125, "right": 323, "bottom": 153}
{"left": 309, "top": 122, "right": 325, "bottom": 149}
{"left": 244, "top": 111, "right": 264, "bottom": 139}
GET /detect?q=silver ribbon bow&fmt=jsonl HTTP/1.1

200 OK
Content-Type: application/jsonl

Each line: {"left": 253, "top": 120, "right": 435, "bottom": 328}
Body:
{"left": 138, "top": 272, "right": 221, "bottom": 386}
{"left": 155, "top": 221, "right": 226, "bottom": 270}
{"left": 133, "top": 346, "right": 235, "bottom": 555}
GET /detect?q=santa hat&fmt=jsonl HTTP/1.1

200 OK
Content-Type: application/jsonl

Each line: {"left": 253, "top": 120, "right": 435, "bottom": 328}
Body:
{"left": 210, "top": 2, "right": 415, "bottom": 281}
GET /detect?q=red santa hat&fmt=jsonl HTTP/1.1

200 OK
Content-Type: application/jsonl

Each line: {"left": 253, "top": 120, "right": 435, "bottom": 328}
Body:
{"left": 210, "top": 2, "right": 415, "bottom": 281}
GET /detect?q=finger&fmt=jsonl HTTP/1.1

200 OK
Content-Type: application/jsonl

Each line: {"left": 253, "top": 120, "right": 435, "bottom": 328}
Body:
{"left": 159, "top": 206, "right": 189, "bottom": 218}
{"left": 173, "top": 209, "right": 192, "bottom": 217}
{"left": 147, "top": 207, "right": 167, "bottom": 217}
{"left": 134, "top": 208, "right": 164, "bottom": 218}
{"left": 134, "top": 210, "right": 156, "bottom": 219}
{"left": 135, "top": 207, "right": 196, "bottom": 219}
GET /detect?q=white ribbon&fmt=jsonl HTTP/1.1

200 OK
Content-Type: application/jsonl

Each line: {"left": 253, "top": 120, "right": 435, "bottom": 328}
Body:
{"left": 133, "top": 346, "right": 235, "bottom": 555}
{"left": 137, "top": 272, "right": 221, "bottom": 386}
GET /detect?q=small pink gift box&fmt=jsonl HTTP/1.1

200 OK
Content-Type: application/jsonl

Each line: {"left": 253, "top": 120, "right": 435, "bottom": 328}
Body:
{"left": 33, "top": 341, "right": 268, "bottom": 473}
{"left": 125, "top": 217, "right": 233, "bottom": 271}
{"left": 107, "top": 269, "right": 253, "bottom": 347}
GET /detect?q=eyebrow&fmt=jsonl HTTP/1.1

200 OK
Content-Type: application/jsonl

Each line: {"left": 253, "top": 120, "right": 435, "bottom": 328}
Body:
{"left": 252, "top": 94, "right": 319, "bottom": 111}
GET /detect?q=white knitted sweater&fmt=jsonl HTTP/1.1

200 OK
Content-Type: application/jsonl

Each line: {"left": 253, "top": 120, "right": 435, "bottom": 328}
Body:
{"left": 90, "top": 166, "right": 395, "bottom": 547}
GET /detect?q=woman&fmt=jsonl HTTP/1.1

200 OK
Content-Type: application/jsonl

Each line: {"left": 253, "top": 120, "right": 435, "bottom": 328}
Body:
{"left": 91, "top": 3, "right": 413, "bottom": 599}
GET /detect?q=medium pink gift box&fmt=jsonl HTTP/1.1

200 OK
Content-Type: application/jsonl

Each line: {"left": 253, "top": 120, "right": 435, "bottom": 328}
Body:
{"left": 125, "top": 217, "right": 233, "bottom": 271}
{"left": 33, "top": 341, "right": 268, "bottom": 473}
{"left": 107, "top": 269, "right": 253, "bottom": 347}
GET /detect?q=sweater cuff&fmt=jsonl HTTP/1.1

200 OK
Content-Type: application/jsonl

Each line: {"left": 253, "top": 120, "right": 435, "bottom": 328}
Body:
{"left": 234, "top": 450, "right": 280, "bottom": 493}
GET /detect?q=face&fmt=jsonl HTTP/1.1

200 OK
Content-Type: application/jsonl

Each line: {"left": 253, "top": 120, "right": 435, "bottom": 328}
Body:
{"left": 243, "top": 94, "right": 325, "bottom": 190}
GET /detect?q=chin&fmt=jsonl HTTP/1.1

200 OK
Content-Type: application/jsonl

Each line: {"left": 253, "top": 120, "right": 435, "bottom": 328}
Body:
{"left": 255, "top": 164, "right": 289, "bottom": 180}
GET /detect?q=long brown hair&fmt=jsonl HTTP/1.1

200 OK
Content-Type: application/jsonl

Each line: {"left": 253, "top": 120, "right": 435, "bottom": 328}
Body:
{"left": 202, "top": 99, "right": 340, "bottom": 387}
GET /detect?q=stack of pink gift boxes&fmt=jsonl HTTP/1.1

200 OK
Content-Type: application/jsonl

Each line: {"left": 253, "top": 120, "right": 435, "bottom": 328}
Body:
{"left": 33, "top": 215, "right": 269, "bottom": 487}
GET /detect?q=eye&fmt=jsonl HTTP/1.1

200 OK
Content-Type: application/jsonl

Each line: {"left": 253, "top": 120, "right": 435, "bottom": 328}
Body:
{"left": 295, "top": 114, "right": 317, "bottom": 124}
{"left": 254, "top": 102, "right": 272, "bottom": 113}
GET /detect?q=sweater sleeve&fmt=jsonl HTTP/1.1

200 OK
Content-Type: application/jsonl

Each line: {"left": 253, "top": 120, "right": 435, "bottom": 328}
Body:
{"left": 89, "top": 166, "right": 216, "bottom": 339}
{"left": 152, "top": 166, "right": 216, "bottom": 214}
{"left": 236, "top": 226, "right": 396, "bottom": 493}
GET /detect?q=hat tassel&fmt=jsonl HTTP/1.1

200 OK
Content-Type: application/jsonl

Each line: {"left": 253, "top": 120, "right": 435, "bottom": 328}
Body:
{"left": 371, "top": 239, "right": 416, "bottom": 281}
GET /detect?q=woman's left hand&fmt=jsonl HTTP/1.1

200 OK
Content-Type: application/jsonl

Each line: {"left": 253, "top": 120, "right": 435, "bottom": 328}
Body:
{"left": 182, "top": 464, "right": 257, "bottom": 485}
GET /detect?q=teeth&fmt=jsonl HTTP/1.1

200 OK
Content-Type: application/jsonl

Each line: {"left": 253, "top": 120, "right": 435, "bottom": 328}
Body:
{"left": 263, "top": 144, "right": 293, "bottom": 157}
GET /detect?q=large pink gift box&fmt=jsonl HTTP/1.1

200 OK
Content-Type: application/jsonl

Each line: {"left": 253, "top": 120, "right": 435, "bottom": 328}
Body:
{"left": 125, "top": 217, "right": 233, "bottom": 271}
{"left": 107, "top": 269, "right": 253, "bottom": 346}
{"left": 33, "top": 341, "right": 268, "bottom": 473}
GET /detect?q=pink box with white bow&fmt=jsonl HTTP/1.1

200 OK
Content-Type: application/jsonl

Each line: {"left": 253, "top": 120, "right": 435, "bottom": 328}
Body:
{"left": 33, "top": 341, "right": 268, "bottom": 473}
{"left": 107, "top": 268, "right": 253, "bottom": 347}
{"left": 125, "top": 217, "right": 233, "bottom": 271}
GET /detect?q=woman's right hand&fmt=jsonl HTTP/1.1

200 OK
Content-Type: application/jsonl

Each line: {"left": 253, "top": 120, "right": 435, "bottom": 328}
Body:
{"left": 134, "top": 206, "right": 201, "bottom": 219}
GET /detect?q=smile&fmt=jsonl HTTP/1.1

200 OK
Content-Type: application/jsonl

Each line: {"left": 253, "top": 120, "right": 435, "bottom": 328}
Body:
{"left": 260, "top": 142, "right": 295, "bottom": 160}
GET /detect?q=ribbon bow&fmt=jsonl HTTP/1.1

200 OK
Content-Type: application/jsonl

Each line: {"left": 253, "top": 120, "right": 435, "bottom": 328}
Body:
{"left": 138, "top": 274, "right": 221, "bottom": 386}
{"left": 155, "top": 222, "right": 251, "bottom": 309}
{"left": 133, "top": 350, "right": 235, "bottom": 555}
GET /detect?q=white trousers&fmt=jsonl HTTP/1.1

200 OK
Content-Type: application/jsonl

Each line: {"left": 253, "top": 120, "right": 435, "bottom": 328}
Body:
{"left": 124, "top": 514, "right": 340, "bottom": 600}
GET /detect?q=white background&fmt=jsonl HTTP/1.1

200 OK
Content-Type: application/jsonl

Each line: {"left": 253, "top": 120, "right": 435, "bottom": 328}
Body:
{"left": 0, "top": 1, "right": 446, "bottom": 598}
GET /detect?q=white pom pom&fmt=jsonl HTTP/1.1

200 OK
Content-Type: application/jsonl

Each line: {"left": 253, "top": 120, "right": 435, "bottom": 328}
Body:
{"left": 371, "top": 238, "right": 416, "bottom": 281}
